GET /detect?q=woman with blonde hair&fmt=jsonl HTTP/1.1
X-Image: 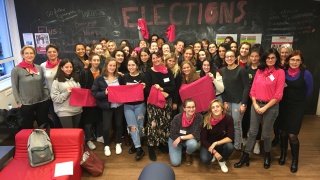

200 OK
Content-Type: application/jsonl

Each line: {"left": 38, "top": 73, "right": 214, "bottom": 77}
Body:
{"left": 200, "top": 99, "right": 234, "bottom": 173}
{"left": 105, "top": 40, "right": 117, "bottom": 58}
{"left": 164, "top": 52, "right": 182, "bottom": 116}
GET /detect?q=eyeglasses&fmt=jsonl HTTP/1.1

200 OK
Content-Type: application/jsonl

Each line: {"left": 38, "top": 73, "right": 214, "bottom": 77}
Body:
{"left": 185, "top": 106, "right": 195, "bottom": 109}
{"left": 266, "top": 57, "right": 276, "bottom": 60}
{"left": 225, "top": 56, "right": 235, "bottom": 59}
{"left": 289, "top": 58, "right": 301, "bottom": 62}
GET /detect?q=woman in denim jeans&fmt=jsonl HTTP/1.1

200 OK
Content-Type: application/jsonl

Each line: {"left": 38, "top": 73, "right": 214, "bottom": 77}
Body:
{"left": 168, "top": 98, "right": 203, "bottom": 166}
{"left": 122, "top": 57, "right": 147, "bottom": 161}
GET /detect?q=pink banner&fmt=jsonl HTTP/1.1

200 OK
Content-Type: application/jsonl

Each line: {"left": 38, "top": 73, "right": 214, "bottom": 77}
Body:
{"left": 108, "top": 84, "right": 144, "bottom": 103}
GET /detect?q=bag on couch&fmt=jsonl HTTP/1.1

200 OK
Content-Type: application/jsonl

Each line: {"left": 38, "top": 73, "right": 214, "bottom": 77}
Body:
{"left": 80, "top": 145, "right": 104, "bottom": 176}
{"left": 27, "top": 123, "right": 54, "bottom": 167}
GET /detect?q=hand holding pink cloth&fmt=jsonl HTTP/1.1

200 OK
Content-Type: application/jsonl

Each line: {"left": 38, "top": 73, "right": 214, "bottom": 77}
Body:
{"left": 147, "top": 86, "right": 166, "bottom": 108}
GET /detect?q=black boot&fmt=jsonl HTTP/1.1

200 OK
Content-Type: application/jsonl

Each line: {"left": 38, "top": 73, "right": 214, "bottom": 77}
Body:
{"left": 129, "top": 144, "right": 137, "bottom": 154}
{"left": 234, "top": 152, "right": 250, "bottom": 168}
{"left": 264, "top": 152, "right": 271, "bottom": 169}
{"left": 272, "top": 134, "right": 280, "bottom": 147}
{"left": 279, "top": 135, "right": 288, "bottom": 165}
{"left": 135, "top": 147, "right": 145, "bottom": 160}
{"left": 148, "top": 146, "right": 156, "bottom": 161}
{"left": 290, "top": 142, "right": 299, "bottom": 173}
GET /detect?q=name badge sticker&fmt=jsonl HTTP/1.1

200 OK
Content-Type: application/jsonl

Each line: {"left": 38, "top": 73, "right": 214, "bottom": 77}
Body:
{"left": 179, "top": 130, "right": 187, "bottom": 134}
{"left": 164, "top": 77, "right": 170, "bottom": 83}
{"left": 269, "top": 74, "right": 275, "bottom": 81}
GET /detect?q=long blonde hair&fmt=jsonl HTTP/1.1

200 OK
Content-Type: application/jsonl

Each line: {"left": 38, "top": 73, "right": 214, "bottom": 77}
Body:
{"left": 164, "top": 52, "right": 179, "bottom": 78}
{"left": 104, "top": 40, "right": 117, "bottom": 58}
{"left": 203, "top": 99, "right": 226, "bottom": 129}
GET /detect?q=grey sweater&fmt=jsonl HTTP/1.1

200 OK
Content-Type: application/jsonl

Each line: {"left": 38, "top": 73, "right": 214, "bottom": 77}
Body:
{"left": 11, "top": 65, "right": 50, "bottom": 105}
{"left": 40, "top": 62, "right": 58, "bottom": 92}
{"left": 50, "top": 78, "right": 82, "bottom": 117}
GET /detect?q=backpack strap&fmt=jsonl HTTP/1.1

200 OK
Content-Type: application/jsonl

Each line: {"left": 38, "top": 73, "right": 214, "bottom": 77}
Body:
{"left": 38, "top": 123, "right": 51, "bottom": 137}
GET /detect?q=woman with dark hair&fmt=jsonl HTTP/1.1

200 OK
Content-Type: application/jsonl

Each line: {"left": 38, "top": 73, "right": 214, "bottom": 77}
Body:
{"left": 11, "top": 45, "right": 50, "bottom": 129}
{"left": 162, "top": 43, "right": 172, "bottom": 57}
{"left": 120, "top": 39, "right": 132, "bottom": 49}
{"left": 73, "top": 43, "right": 89, "bottom": 75}
{"left": 168, "top": 98, "right": 203, "bottom": 166}
{"left": 139, "top": 40, "right": 148, "bottom": 48}
{"left": 230, "top": 41, "right": 239, "bottom": 56}
{"left": 85, "top": 44, "right": 92, "bottom": 58}
{"left": 219, "top": 50, "right": 249, "bottom": 152}
{"left": 214, "top": 43, "right": 230, "bottom": 70}
{"left": 92, "top": 57, "right": 124, "bottom": 157}
{"left": 193, "top": 42, "right": 202, "bottom": 61}
{"left": 112, "top": 48, "right": 128, "bottom": 76}
{"left": 41, "top": 44, "right": 62, "bottom": 128}
{"left": 180, "top": 60, "right": 200, "bottom": 85}
{"left": 208, "top": 42, "right": 218, "bottom": 68}
{"left": 200, "top": 99, "right": 234, "bottom": 173}
{"left": 196, "top": 49, "right": 210, "bottom": 71}
{"left": 278, "top": 50, "right": 313, "bottom": 173}
{"left": 199, "top": 60, "right": 224, "bottom": 103}
{"left": 138, "top": 47, "right": 152, "bottom": 73}
{"left": 122, "top": 57, "right": 147, "bottom": 161}
{"left": 90, "top": 43, "right": 106, "bottom": 70}
{"left": 234, "top": 48, "right": 285, "bottom": 169}
{"left": 201, "top": 39, "right": 210, "bottom": 50}
{"left": 51, "top": 58, "right": 82, "bottom": 128}
{"left": 121, "top": 44, "right": 132, "bottom": 59}
{"left": 145, "top": 51, "right": 175, "bottom": 161}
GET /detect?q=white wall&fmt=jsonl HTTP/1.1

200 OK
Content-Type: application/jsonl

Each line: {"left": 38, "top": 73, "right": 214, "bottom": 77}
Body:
{"left": 0, "top": 87, "right": 17, "bottom": 110}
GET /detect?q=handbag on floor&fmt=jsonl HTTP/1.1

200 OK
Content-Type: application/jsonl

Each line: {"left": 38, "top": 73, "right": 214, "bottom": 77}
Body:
{"left": 80, "top": 145, "right": 104, "bottom": 176}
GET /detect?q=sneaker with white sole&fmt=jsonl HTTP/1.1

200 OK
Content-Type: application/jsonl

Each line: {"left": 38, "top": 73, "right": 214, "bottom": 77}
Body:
{"left": 253, "top": 142, "right": 260, "bottom": 154}
{"left": 96, "top": 136, "right": 104, "bottom": 144}
{"left": 211, "top": 155, "right": 216, "bottom": 162}
{"left": 115, "top": 143, "right": 122, "bottom": 155}
{"left": 87, "top": 140, "right": 96, "bottom": 150}
{"left": 218, "top": 161, "right": 228, "bottom": 173}
{"left": 104, "top": 146, "right": 111, "bottom": 156}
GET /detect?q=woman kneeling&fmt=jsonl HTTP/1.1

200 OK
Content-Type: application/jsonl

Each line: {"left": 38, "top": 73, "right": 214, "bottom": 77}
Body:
{"left": 168, "top": 98, "right": 203, "bottom": 166}
{"left": 200, "top": 99, "right": 234, "bottom": 173}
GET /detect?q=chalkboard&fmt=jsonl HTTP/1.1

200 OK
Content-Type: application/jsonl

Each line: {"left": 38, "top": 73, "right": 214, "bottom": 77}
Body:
{"left": 14, "top": 0, "right": 320, "bottom": 113}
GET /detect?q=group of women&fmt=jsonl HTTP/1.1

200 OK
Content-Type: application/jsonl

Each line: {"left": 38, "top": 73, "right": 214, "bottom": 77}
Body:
{"left": 11, "top": 36, "right": 313, "bottom": 173}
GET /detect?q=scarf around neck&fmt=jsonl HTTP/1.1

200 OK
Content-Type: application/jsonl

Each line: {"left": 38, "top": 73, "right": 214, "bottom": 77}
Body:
{"left": 288, "top": 67, "right": 300, "bottom": 77}
{"left": 45, "top": 58, "right": 60, "bottom": 68}
{"left": 182, "top": 112, "right": 196, "bottom": 128}
{"left": 210, "top": 114, "right": 225, "bottom": 126}
{"left": 18, "top": 59, "right": 38, "bottom": 73}
{"left": 153, "top": 64, "right": 168, "bottom": 74}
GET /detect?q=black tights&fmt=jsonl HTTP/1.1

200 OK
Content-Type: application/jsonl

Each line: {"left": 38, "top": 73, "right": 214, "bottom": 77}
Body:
{"left": 281, "top": 131, "right": 299, "bottom": 144}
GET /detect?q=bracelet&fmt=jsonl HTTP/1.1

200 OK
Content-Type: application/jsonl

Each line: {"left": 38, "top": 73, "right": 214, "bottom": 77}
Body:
{"left": 180, "top": 136, "right": 183, "bottom": 140}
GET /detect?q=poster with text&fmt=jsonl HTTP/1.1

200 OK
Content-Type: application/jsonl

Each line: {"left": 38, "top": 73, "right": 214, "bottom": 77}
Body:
{"left": 216, "top": 34, "right": 237, "bottom": 45}
{"left": 271, "top": 36, "right": 293, "bottom": 50}
{"left": 22, "top": 33, "right": 35, "bottom": 47}
{"left": 240, "top": 34, "right": 262, "bottom": 44}
{"left": 34, "top": 33, "right": 50, "bottom": 54}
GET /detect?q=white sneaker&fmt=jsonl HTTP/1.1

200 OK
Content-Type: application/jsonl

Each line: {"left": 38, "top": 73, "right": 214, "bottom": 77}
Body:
{"left": 96, "top": 136, "right": 104, "bottom": 144}
{"left": 218, "top": 161, "right": 228, "bottom": 173}
{"left": 211, "top": 155, "right": 216, "bottom": 162}
{"left": 115, "top": 143, "right": 122, "bottom": 155}
{"left": 87, "top": 140, "right": 96, "bottom": 150}
{"left": 253, "top": 142, "right": 260, "bottom": 154}
{"left": 104, "top": 146, "right": 111, "bottom": 156}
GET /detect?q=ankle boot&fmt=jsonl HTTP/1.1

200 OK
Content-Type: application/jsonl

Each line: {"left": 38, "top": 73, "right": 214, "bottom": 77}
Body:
{"left": 234, "top": 152, "right": 250, "bottom": 168}
{"left": 135, "top": 147, "right": 145, "bottom": 160}
{"left": 158, "top": 143, "right": 169, "bottom": 154}
{"left": 279, "top": 135, "right": 288, "bottom": 165}
{"left": 290, "top": 142, "right": 299, "bottom": 173}
{"left": 264, "top": 152, "right": 271, "bottom": 169}
{"left": 148, "top": 146, "right": 156, "bottom": 161}
{"left": 129, "top": 144, "right": 137, "bottom": 154}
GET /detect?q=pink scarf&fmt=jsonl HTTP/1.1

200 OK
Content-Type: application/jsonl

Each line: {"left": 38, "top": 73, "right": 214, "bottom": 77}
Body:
{"left": 153, "top": 64, "right": 168, "bottom": 74}
{"left": 288, "top": 67, "right": 300, "bottom": 77}
{"left": 45, "top": 59, "right": 60, "bottom": 68}
{"left": 182, "top": 112, "right": 196, "bottom": 128}
{"left": 18, "top": 59, "right": 38, "bottom": 73}
{"left": 210, "top": 114, "right": 225, "bottom": 126}
{"left": 262, "top": 66, "right": 275, "bottom": 77}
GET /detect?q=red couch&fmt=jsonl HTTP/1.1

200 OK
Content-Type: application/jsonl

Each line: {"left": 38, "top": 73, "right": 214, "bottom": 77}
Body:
{"left": 0, "top": 128, "right": 84, "bottom": 180}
